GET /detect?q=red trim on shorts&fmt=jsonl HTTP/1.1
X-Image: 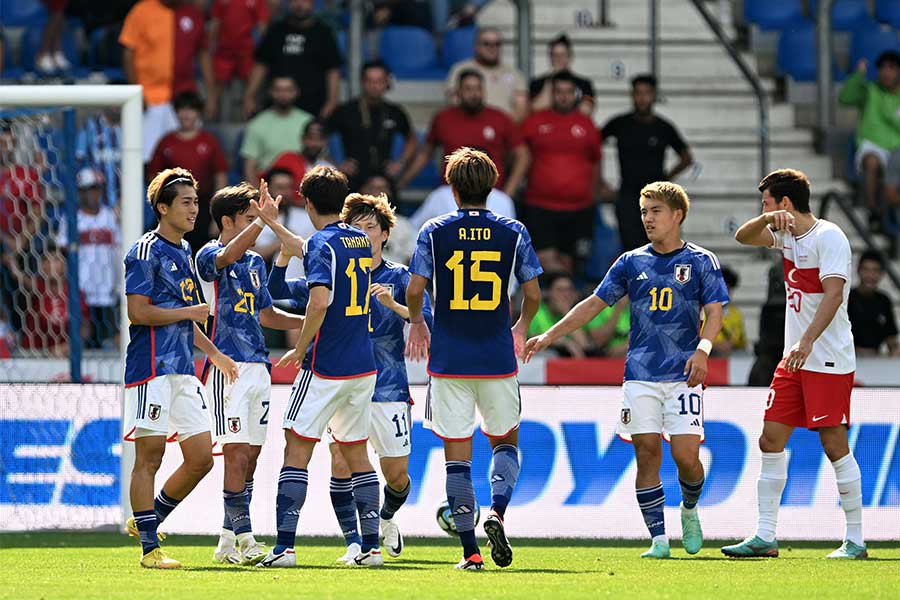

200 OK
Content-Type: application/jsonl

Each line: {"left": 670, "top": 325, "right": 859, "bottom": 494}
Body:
{"left": 286, "top": 428, "right": 320, "bottom": 442}
{"left": 330, "top": 435, "right": 369, "bottom": 445}
{"left": 431, "top": 430, "right": 474, "bottom": 442}
{"left": 123, "top": 426, "right": 136, "bottom": 441}
{"left": 427, "top": 369, "right": 519, "bottom": 379}
{"left": 481, "top": 424, "right": 520, "bottom": 439}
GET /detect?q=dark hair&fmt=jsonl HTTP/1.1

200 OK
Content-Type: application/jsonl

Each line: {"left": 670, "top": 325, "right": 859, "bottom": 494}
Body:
{"left": 340, "top": 192, "right": 397, "bottom": 235}
{"left": 457, "top": 68, "right": 484, "bottom": 88}
{"left": 173, "top": 91, "right": 204, "bottom": 112}
{"left": 758, "top": 168, "right": 811, "bottom": 213}
{"left": 445, "top": 147, "right": 497, "bottom": 206}
{"left": 361, "top": 59, "right": 391, "bottom": 80}
{"left": 721, "top": 265, "right": 739, "bottom": 289}
{"left": 551, "top": 70, "right": 579, "bottom": 87}
{"left": 210, "top": 182, "right": 260, "bottom": 230}
{"left": 876, "top": 50, "right": 900, "bottom": 69}
{"left": 631, "top": 73, "right": 658, "bottom": 89}
{"left": 147, "top": 168, "right": 198, "bottom": 219}
{"left": 300, "top": 165, "right": 349, "bottom": 215}
{"left": 303, "top": 118, "right": 327, "bottom": 137}
{"left": 858, "top": 249, "right": 885, "bottom": 270}
{"left": 266, "top": 166, "right": 296, "bottom": 182}
{"left": 543, "top": 271, "right": 574, "bottom": 291}
{"left": 548, "top": 33, "right": 572, "bottom": 51}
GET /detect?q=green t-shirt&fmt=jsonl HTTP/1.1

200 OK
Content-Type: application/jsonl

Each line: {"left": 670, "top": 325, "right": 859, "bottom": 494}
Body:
{"left": 838, "top": 70, "right": 900, "bottom": 150}
{"left": 528, "top": 302, "right": 630, "bottom": 349}
{"left": 240, "top": 107, "right": 313, "bottom": 172}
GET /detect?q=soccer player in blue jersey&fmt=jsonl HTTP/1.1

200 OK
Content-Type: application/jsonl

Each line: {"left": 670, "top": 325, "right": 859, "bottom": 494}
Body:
{"left": 123, "top": 168, "right": 240, "bottom": 569}
{"left": 195, "top": 182, "right": 305, "bottom": 565}
{"left": 525, "top": 181, "right": 728, "bottom": 559}
{"left": 256, "top": 166, "right": 383, "bottom": 568}
{"left": 406, "top": 147, "right": 543, "bottom": 570}
{"left": 268, "top": 193, "right": 434, "bottom": 563}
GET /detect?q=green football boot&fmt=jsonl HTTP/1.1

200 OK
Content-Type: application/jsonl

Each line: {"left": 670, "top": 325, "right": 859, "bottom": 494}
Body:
{"left": 826, "top": 541, "right": 868, "bottom": 560}
{"left": 680, "top": 504, "right": 703, "bottom": 555}
{"left": 640, "top": 538, "right": 671, "bottom": 559}
{"left": 721, "top": 536, "right": 779, "bottom": 558}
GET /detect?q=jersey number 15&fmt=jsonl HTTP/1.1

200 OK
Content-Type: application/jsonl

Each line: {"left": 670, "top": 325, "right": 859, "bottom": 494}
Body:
{"left": 446, "top": 250, "right": 501, "bottom": 311}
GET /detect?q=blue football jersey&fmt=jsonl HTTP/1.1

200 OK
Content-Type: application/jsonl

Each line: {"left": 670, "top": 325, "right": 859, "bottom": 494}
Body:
{"left": 593, "top": 242, "right": 729, "bottom": 382}
{"left": 302, "top": 222, "right": 376, "bottom": 378}
{"left": 195, "top": 240, "right": 273, "bottom": 366}
{"left": 267, "top": 264, "right": 310, "bottom": 311}
{"left": 124, "top": 231, "right": 202, "bottom": 387}
{"left": 409, "top": 208, "right": 543, "bottom": 377}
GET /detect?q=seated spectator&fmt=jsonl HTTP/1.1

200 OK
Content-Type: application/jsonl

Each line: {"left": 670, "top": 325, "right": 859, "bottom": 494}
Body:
{"left": 207, "top": 0, "right": 270, "bottom": 121}
{"left": 445, "top": 27, "right": 528, "bottom": 122}
{"left": 839, "top": 51, "right": 900, "bottom": 230}
{"left": 530, "top": 34, "right": 594, "bottom": 116}
{"left": 712, "top": 265, "right": 746, "bottom": 356}
{"left": 268, "top": 118, "right": 334, "bottom": 190}
{"left": 588, "top": 298, "right": 629, "bottom": 357}
{"left": 241, "top": 76, "right": 314, "bottom": 182}
{"left": 76, "top": 109, "right": 122, "bottom": 207}
{"left": 848, "top": 250, "right": 900, "bottom": 357}
{"left": 148, "top": 91, "right": 228, "bottom": 251}
{"left": 410, "top": 185, "right": 514, "bottom": 231}
{"left": 328, "top": 60, "right": 417, "bottom": 190}
{"left": 400, "top": 69, "right": 529, "bottom": 195}
{"left": 255, "top": 167, "right": 317, "bottom": 268}
{"left": 55, "top": 168, "right": 121, "bottom": 349}
{"left": 243, "top": 0, "right": 342, "bottom": 118}
{"left": 35, "top": 0, "right": 72, "bottom": 74}
{"left": 885, "top": 149, "right": 900, "bottom": 208}
{"left": 521, "top": 72, "right": 601, "bottom": 274}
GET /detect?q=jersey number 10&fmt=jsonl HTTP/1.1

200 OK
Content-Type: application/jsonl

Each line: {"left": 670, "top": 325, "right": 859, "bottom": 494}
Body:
{"left": 649, "top": 286, "right": 673, "bottom": 311}
{"left": 446, "top": 250, "right": 501, "bottom": 311}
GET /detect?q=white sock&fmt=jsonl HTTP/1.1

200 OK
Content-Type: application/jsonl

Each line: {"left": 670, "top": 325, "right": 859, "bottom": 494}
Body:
{"left": 652, "top": 534, "right": 668, "bottom": 545}
{"left": 756, "top": 451, "right": 788, "bottom": 543}
{"left": 237, "top": 532, "right": 257, "bottom": 549}
{"left": 831, "top": 452, "right": 864, "bottom": 546}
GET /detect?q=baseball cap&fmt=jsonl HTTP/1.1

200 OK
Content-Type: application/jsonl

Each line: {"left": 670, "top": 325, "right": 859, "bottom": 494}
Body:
{"left": 76, "top": 167, "right": 103, "bottom": 189}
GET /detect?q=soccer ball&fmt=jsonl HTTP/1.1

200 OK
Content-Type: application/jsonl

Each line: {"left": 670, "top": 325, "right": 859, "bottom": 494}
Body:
{"left": 435, "top": 499, "right": 480, "bottom": 537}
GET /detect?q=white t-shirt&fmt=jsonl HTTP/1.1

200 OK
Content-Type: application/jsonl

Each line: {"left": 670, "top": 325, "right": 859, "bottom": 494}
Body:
{"left": 56, "top": 206, "right": 120, "bottom": 307}
{"left": 770, "top": 219, "right": 855, "bottom": 374}
{"left": 410, "top": 186, "right": 516, "bottom": 232}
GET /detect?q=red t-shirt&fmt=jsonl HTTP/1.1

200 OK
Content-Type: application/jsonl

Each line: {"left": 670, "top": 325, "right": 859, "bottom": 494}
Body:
{"left": 0, "top": 165, "right": 43, "bottom": 235}
{"left": 211, "top": 0, "right": 269, "bottom": 54}
{"left": 520, "top": 109, "right": 601, "bottom": 211}
{"left": 426, "top": 106, "right": 522, "bottom": 188}
{"left": 148, "top": 130, "right": 227, "bottom": 199}
{"left": 173, "top": 4, "right": 207, "bottom": 96}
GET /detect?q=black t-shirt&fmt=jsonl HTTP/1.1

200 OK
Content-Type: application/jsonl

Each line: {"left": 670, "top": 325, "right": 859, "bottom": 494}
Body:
{"left": 254, "top": 17, "right": 343, "bottom": 116}
{"left": 601, "top": 111, "right": 688, "bottom": 191}
{"left": 848, "top": 288, "right": 899, "bottom": 350}
{"left": 528, "top": 71, "right": 595, "bottom": 103}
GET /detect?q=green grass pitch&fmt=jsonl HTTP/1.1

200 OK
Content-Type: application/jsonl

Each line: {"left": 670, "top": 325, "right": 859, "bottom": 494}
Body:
{"left": 1, "top": 533, "right": 898, "bottom": 599}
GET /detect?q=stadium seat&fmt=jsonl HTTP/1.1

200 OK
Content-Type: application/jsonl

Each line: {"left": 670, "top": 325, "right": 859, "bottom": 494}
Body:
{"left": 0, "top": 0, "right": 47, "bottom": 27}
{"left": 875, "top": 0, "right": 900, "bottom": 26}
{"left": 585, "top": 208, "right": 622, "bottom": 282}
{"left": 328, "top": 133, "right": 345, "bottom": 164}
{"left": 442, "top": 26, "right": 476, "bottom": 68}
{"left": 744, "top": 0, "right": 804, "bottom": 31}
{"left": 378, "top": 26, "right": 446, "bottom": 80}
{"left": 850, "top": 26, "right": 900, "bottom": 78}
{"left": 777, "top": 21, "right": 818, "bottom": 81}
{"left": 809, "top": 0, "right": 873, "bottom": 31}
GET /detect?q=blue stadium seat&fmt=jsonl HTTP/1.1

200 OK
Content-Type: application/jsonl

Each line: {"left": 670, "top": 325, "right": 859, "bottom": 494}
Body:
{"left": 876, "top": 0, "right": 900, "bottom": 26}
{"left": 809, "top": 0, "right": 874, "bottom": 31}
{"left": 20, "top": 25, "right": 85, "bottom": 75}
{"left": 442, "top": 26, "right": 476, "bottom": 68}
{"left": 408, "top": 131, "right": 441, "bottom": 189}
{"left": 0, "top": 0, "right": 47, "bottom": 27}
{"left": 585, "top": 208, "right": 622, "bottom": 282}
{"left": 328, "top": 133, "right": 345, "bottom": 164}
{"left": 850, "top": 26, "right": 900, "bottom": 78}
{"left": 777, "top": 21, "right": 818, "bottom": 81}
{"left": 379, "top": 26, "right": 446, "bottom": 80}
{"left": 744, "top": 0, "right": 804, "bottom": 31}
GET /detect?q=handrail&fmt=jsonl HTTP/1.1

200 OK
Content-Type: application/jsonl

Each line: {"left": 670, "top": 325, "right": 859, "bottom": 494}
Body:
{"left": 820, "top": 190, "right": 900, "bottom": 293}
{"left": 516, "top": 0, "right": 533, "bottom": 79}
{"left": 816, "top": 0, "right": 835, "bottom": 140}
{"left": 686, "top": 0, "right": 770, "bottom": 180}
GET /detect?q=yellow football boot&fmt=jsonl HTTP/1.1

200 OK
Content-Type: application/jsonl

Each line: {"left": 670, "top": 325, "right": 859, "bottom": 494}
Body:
{"left": 140, "top": 548, "right": 181, "bottom": 569}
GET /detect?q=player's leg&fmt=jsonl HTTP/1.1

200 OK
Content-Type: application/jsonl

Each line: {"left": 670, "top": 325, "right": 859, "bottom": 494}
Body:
{"left": 632, "top": 433, "right": 669, "bottom": 558}
{"left": 669, "top": 434, "right": 704, "bottom": 555}
{"left": 860, "top": 152, "right": 884, "bottom": 224}
{"left": 328, "top": 437, "right": 363, "bottom": 563}
{"left": 370, "top": 402, "right": 412, "bottom": 558}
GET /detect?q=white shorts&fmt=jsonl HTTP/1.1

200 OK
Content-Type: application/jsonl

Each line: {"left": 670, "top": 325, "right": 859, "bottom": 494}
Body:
{"left": 326, "top": 402, "right": 412, "bottom": 458}
{"left": 205, "top": 362, "right": 271, "bottom": 446}
{"left": 142, "top": 102, "right": 177, "bottom": 162}
{"left": 618, "top": 380, "right": 705, "bottom": 442}
{"left": 855, "top": 139, "right": 890, "bottom": 174}
{"left": 123, "top": 374, "right": 210, "bottom": 442}
{"left": 425, "top": 376, "right": 520, "bottom": 441}
{"left": 283, "top": 369, "right": 376, "bottom": 444}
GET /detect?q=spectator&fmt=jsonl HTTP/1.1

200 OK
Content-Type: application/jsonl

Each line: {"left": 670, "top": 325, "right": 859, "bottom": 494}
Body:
{"left": 148, "top": 91, "right": 228, "bottom": 251}
{"left": 601, "top": 74, "right": 693, "bottom": 251}
{"left": 520, "top": 71, "right": 601, "bottom": 274}
{"left": 207, "top": 0, "right": 270, "bottom": 121}
{"left": 267, "top": 118, "right": 333, "bottom": 190}
{"left": 444, "top": 1, "right": 490, "bottom": 29}
{"left": 839, "top": 51, "right": 900, "bottom": 230}
{"left": 445, "top": 27, "right": 528, "bottom": 122}
{"left": 35, "top": 0, "right": 72, "bottom": 74}
{"left": 76, "top": 109, "right": 122, "bottom": 207}
{"left": 410, "top": 185, "right": 514, "bottom": 231}
{"left": 243, "top": 0, "right": 342, "bottom": 119}
{"left": 255, "top": 167, "right": 317, "bottom": 267}
{"left": 399, "top": 69, "right": 528, "bottom": 195}
{"left": 848, "top": 250, "right": 900, "bottom": 357}
{"left": 328, "top": 60, "right": 417, "bottom": 190}
{"left": 55, "top": 168, "right": 121, "bottom": 349}
{"left": 885, "top": 149, "right": 900, "bottom": 208}
{"left": 711, "top": 265, "right": 746, "bottom": 356}
{"left": 240, "top": 76, "right": 314, "bottom": 182}
{"left": 589, "top": 297, "right": 630, "bottom": 357}
{"left": 529, "top": 33, "right": 595, "bottom": 116}
{"left": 372, "top": 1, "right": 432, "bottom": 30}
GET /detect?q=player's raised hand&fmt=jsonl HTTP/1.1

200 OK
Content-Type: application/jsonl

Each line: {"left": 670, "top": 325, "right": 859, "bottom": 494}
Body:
{"left": 523, "top": 334, "right": 551, "bottom": 363}
{"left": 185, "top": 303, "right": 210, "bottom": 323}
{"left": 211, "top": 351, "right": 240, "bottom": 385}
{"left": 371, "top": 284, "right": 397, "bottom": 309}
{"left": 764, "top": 210, "right": 794, "bottom": 232}
{"left": 784, "top": 338, "right": 812, "bottom": 372}
{"left": 683, "top": 350, "right": 708, "bottom": 388}
{"left": 405, "top": 321, "right": 430, "bottom": 361}
{"left": 275, "top": 345, "right": 307, "bottom": 369}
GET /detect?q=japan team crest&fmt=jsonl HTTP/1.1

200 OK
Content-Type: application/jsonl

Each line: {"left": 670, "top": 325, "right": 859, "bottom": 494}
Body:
{"left": 674, "top": 264, "right": 692, "bottom": 284}
{"left": 621, "top": 408, "right": 631, "bottom": 425}
{"left": 249, "top": 269, "right": 261, "bottom": 290}
{"left": 228, "top": 417, "right": 241, "bottom": 433}
{"left": 148, "top": 404, "right": 161, "bottom": 421}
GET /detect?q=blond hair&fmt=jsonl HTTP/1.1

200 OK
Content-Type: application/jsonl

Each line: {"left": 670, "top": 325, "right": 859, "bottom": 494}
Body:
{"left": 340, "top": 192, "right": 397, "bottom": 233}
{"left": 147, "top": 167, "right": 198, "bottom": 218}
{"left": 445, "top": 147, "right": 498, "bottom": 206}
{"left": 640, "top": 181, "right": 690, "bottom": 224}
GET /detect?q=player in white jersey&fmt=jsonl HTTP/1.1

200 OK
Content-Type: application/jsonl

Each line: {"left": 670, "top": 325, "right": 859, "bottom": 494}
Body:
{"left": 723, "top": 169, "right": 866, "bottom": 560}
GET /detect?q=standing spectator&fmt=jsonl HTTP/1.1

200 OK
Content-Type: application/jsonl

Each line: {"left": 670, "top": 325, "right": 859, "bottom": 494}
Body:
{"left": 328, "top": 60, "right": 417, "bottom": 190}
{"left": 207, "top": 0, "right": 270, "bottom": 121}
{"left": 601, "top": 74, "right": 693, "bottom": 251}
{"left": 520, "top": 72, "right": 601, "bottom": 274}
{"left": 35, "top": 0, "right": 72, "bottom": 74}
{"left": 410, "top": 185, "right": 514, "bottom": 231}
{"left": 76, "top": 109, "right": 121, "bottom": 208}
{"left": 839, "top": 52, "right": 900, "bottom": 230}
{"left": 243, "top": 0, "right": 342, "bottom": 119}
{"left": 240, "top": 77, "right": 314, "bottom": 182}
{"left": 848, "top": 250, "right": 900, "bottom": 357}
{"left": 399, "top": 69, "right": 528, "bottom": 195}
{"left": 711, "top": 265, "right": 746, "bottom": 356}
{"left": 267, "top": 119, "right": 334, "bottom": 190}
{"left": 55, "top": 168, "right": 121, "bottom": 349}
{"left": 445, "top": 27, "right": 528, "bottom": 122}
{"left": 529, "top": 34, "right": 594, "bottom": 116}
{"left": 148, "top": 91, "right": 228, "bottom": 251}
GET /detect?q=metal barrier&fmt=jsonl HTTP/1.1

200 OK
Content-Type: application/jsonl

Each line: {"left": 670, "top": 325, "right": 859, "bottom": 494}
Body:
{"left": 817, "top": 0, "right": 835, "bottom": 141}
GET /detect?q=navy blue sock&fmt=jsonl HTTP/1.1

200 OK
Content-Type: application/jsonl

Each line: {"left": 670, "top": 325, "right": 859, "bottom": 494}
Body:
{"left": 490, "top": 444, "right": 520, "bottom": 519}
{"left": 224, "top": 488, "right": 252, "bottom": 535}
{"left": 636, "top": 483, "right": 666, "bottom": 538}
{"left": 380, "top": 479, "right": 410, "bottom": 521}
{"left": 351, "top": 471, "right": 381, "bottom": 551}
{"left": 679, "top": 476, "right": 704, "bottom": 510}
{"left": 274, "top": 467, "right": 308, "bottom": 553}
{"left": 446, "top": 460, "right": 480, "bottom": 558}
{"left": 154, "top": 489, "right": 180, "bottom": 525}
{"left": 133, "top": 509, "right": 159, "bottom": 554}
{"left": 223, "top": 480, "right": 254, "bottom": 532}
{"left": 330, "top": 477, "right": 362, "bottom": 546}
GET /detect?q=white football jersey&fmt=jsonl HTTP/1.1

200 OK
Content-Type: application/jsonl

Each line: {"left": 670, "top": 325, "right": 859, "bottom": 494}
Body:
{"left": 770, "top": 219, "right": 855, "bottom": 374}
{"left": 56, "top": 206, "right": 120, "bottom": 307}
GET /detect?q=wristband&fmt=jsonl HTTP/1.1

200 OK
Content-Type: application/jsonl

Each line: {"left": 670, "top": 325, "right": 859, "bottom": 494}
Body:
{"left": 252, "top": 217, "right": 265, "bottom": 229}
{"left": 697, "top": 339, "right": 713, "bottom": 355}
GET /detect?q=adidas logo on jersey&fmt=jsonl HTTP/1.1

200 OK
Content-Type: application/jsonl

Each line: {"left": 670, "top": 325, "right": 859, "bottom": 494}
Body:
{"left": 229, "top": 270, "right": 238, "bottom": 278}
{"left": 637, "top": 272, "right": 648, "bottom": 281}
{"left": 169, "top": 263, "right": 178, "bottom": 271}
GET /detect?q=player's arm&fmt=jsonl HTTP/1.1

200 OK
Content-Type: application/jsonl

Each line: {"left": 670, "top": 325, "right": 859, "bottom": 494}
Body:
{"left": 276, "top": 285, "right": 328, "bottom": 367}
{"left": 259, "top": 306, "right": 304, "bottom": 330}
{"left": 126, "top": 294, "right": 209, "bottom": 326}
{"left": 193, "top": 322, "right": 239, "bottom": 384}
{"left": 215, "top": 186, "right": 280, "bottom": 268}
{"left": 512, "top": 277, "right": 541, "bottom": 357}
{"left": 683, "top": 302, "right": 723, "bottom": 387}
{"left": 405, "top": 273, "right": 430, "bottom": 361}
{"left": 524, "top": 295, "right": 609, "bottom": 362}
{"left": 254, "top": 181, "right": 305, "bottom": 257}
{"left": 734, "top": 210, "right": 796, "bottom": 247}
{"left": 784, "top": 277, "right": 845, "bottom": 372}
{"left": 372, "top": 283, "right": 409, "bottom": 320}
{"left": 267, "top": 247, "right": 309, "bottom": 303}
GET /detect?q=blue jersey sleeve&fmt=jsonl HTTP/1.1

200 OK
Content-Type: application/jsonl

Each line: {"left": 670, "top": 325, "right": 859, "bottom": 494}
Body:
{"left": 514, "top": 226, "right": 543, "bottom": 283}
{"left": 397, "top": 268, "right": 434, "bottom": 328}
{"left": 593, "top": 254, "right": 629, "bottom": 306}
{"left": 699, "top": 254, "right": 730, "bottom": 307}
{"left": 304, "top": 237, "right": 334, "bottom": 289}
{"left": 409, "top": 226, "right": 434, "bottom": 280}
{"left": 124, "top": 248, "right": 156, "bottom": 297}
{"left": 268, "top": 264, "right": 310, "bottom": 309}
{"left": 254, "top": 258, "right": 274, "bottom": 311}
{"left": 195, "top": 243, "right": 222, "bottom": 282}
